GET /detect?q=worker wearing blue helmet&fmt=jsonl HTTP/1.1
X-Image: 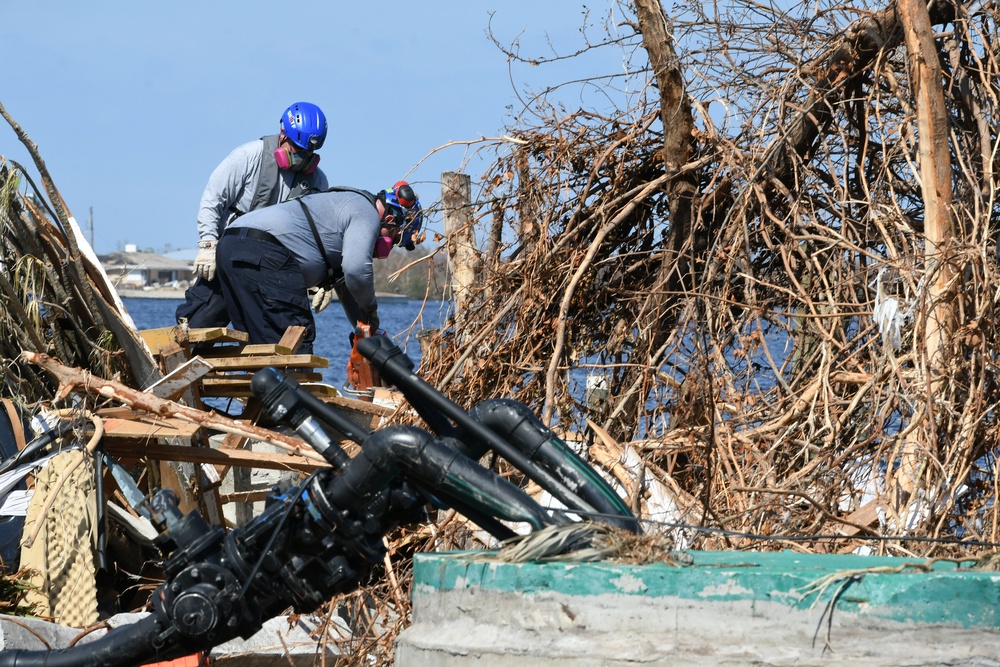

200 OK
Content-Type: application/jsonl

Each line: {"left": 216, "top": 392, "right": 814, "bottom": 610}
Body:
{"left": 176, "top": 102, "right": 331, "bottom": 328}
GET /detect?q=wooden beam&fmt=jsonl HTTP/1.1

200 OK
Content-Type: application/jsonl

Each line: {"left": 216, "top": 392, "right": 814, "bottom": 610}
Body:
{"left": 102, "top": 440, "right": 327, "bottom": 473}
{"left": 205, "top": 354, "right": 328, "bottom": 370}
{"left": 100, "top": 416, "right": 201, "bottom": 439}
{"left": 199, "top": 374, "right": 330, "bottom": 398}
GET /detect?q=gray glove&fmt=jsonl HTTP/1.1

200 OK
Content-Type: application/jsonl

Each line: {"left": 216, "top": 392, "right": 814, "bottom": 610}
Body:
{"left": 310, "top": 286, "right": 334, "bottom": 313}
{"left": 193, "top": 239, "right": 218, "bottom": 281}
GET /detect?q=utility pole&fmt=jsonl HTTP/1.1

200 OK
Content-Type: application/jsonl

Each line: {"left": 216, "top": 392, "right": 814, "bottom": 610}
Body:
{"left": 87, "top": 207, "right": 94, "bottom": 248}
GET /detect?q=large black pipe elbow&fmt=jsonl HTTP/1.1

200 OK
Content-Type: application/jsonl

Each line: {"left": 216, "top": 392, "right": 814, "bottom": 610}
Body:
{"left": 471, "top": 399, "right": 641, "bottom": 533}
{"left": 323, "top": 425, "right": 550, "bottom": 531}
{"left": 356, "top": 337, "right": 597, "bottom": 513}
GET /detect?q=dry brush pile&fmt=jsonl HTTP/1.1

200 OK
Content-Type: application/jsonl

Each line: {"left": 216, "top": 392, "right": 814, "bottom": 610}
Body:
{"left": 418, "top": 0, "right": 1000, "bottom": 558}
{"left": 5, "top": 0, "right": 1000, "bottom": 662}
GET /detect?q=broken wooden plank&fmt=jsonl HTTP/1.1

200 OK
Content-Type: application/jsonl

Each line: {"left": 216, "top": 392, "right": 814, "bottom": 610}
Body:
{"left": 144, "top": 356, "right": 213, "bottom": 400}
{"left": 199, "top": 372, "right": 326, "bottom": 398}
{"left": 140, "top": 326, "right": 187, "bottom": 356}
{"left": 240, "top": 343, "right": 296, "bottom": 356}
{"left": 208, "top": 325, "right": 309, "bottom": 358}
{"left": 219, "top": 490, "right": 271, "bottom": 504}
{"left": 325, "top": 393, "right": 397, "bottom": 418}
{"left": 835, "top": 499, "right": 885, "bottom": 536}
{"left": 140, "top": 326, "right": 249, "bottom": 356}
{"left": 188, "top": 327, "right": 249, "bottom": 344}
{"left": 276, "top": 325, "right": 307, "bottom": 354}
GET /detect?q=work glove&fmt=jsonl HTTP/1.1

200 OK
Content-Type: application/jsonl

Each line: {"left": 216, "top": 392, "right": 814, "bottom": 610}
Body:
{"left": 358, "top": 307, "right": 379, "bottom": 334}
{"left": 310, "top": 285, "right": 334, "bottom": 313}
{"left": 194, "top": 239, "right": 218, "bottom": 281}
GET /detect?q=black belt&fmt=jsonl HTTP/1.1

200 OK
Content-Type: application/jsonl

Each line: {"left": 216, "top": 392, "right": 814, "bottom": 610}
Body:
{"left": 224, "top": 227, "right": 282, "bottom": 246}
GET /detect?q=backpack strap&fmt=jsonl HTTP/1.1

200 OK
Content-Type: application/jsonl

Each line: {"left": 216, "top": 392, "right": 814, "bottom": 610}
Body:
{"left": 324, "top": 185, "right": 377, "bottom": 205}
{"left": 296, "top": 199, "right": 339, "bottom": 287}
{"left": 298, "top": 187, "right": 379, "bottom": 286}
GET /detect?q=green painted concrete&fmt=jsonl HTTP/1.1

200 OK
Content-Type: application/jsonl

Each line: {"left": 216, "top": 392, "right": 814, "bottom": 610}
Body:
{"left": 414, "top": 550, "right": 1000, "bottom": 628}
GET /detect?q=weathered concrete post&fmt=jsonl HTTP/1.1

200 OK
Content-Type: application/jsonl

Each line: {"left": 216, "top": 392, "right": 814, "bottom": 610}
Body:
{"left": 441, "top": 171, "right": 478, "bottom": 319}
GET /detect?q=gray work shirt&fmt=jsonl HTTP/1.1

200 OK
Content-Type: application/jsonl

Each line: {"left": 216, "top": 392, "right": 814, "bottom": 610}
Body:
{"left": 228, "top": 190, "right": 381, "bottom": 311}
{"left": 196, "top": 138, "right": 330, "bottom": 241}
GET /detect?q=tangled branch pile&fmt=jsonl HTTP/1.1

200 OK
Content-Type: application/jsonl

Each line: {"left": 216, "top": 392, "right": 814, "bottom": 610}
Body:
{"left": 419, "top": 0, "right": 1000, "bottom": 557}
{"left": 0, "top": 102, "right": 155, "bottom": 403}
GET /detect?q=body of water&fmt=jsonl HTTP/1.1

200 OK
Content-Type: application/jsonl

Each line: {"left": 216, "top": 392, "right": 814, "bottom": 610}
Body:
{"left": 123, "top": 297, "right": 450, "bottom": 388}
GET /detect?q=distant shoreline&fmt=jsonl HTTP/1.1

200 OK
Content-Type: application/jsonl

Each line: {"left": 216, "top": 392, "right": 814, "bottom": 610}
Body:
{"left": 117, "top": 288, "right": 411, "bottom": 302}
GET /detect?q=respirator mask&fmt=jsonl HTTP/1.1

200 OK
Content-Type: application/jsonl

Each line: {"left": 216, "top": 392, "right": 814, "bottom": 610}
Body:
{"left": 274, "top": 146, "right": 320, "bottom": 174}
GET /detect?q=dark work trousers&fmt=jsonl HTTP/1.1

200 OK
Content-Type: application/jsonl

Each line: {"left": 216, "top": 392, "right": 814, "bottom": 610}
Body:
{"left": 175, "top": 276, "right": 230, "bottom": 328}
{"left": 215, "top": 228, "right": 316, "bottom": 354}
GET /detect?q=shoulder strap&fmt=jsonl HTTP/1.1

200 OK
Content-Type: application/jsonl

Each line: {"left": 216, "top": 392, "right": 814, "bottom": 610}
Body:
{"left": 324, "top": 185, "right": 377, "bottom": 205}
{"left": 296, "top": 199, "right": 337, "bottom": 285}
{"left": 298, "top": 188, "right": 378, "bottom": 285}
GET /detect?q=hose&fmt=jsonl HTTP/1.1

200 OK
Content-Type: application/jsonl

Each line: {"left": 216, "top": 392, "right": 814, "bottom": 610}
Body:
{"left": 0, "top": 613, "right": 173, "bottom": 667}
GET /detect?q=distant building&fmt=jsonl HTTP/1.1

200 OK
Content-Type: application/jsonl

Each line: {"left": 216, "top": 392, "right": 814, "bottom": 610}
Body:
{"left": 98, "top": 244, "right": 194, "bottom": 289}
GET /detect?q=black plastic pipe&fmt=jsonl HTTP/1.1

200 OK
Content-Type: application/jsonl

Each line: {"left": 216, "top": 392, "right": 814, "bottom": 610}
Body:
{"left": 471, "top": 398, "right": 641, "bottom": 533}
{"left": 323, "top": 425, "right": 552, "bottom": 531}
{"left": 357, "top": 336, "right": 599, "bottom": 516}
{"left": 0, "top": 613, "right": 176, "bottom": 667}
{"left": 251, "top": 367, "right": 356, "bottom": 469}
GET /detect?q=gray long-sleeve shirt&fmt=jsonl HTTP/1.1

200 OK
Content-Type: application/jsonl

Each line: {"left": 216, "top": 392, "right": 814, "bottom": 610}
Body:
{"left": 228, "top": 190, "right": 381, "bottom": 311}
{"left": 196, "top": 137, "right": 330, "bottom": 241}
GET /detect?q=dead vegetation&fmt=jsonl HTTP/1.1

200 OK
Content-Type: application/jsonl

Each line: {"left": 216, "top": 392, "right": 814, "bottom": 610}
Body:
{"left": 419, "top": 0, "right": 1000, "bottom": 559}
{"left": 2, "top": 0, "right": 1000, "bottom": 663}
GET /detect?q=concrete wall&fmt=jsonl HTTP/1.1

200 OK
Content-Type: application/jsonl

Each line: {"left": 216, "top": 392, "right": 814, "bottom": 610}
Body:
{"left": 396, "top": 550, "right": 1000, "bottom": 666}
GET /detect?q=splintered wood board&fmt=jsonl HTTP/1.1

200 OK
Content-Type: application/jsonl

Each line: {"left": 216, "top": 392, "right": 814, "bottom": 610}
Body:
{"left": 201, "top": 343, "right": 297, "bottom": 357}
{"left": 144, "top": 356, "right": 214, "bottom": 399}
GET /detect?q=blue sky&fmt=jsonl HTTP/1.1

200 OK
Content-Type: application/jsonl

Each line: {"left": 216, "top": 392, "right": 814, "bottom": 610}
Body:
{"left": 0, "top": 2, "right": 627, "bottom": 255}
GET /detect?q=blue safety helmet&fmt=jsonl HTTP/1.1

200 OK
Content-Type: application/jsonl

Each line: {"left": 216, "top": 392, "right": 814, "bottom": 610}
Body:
{"left": 382, "top": 181, "right": 423, "bottom": 251}
{"left": 280, "top": 102, "right": 327, "bottom": 151}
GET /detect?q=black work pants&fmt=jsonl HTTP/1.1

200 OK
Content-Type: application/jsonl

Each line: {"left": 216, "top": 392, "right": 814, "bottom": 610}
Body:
{"left": 175, "top": 276, "right": 230, "bottom": 328}
{"left": 216, "top": 228, "right": 316, "bottom": 354}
